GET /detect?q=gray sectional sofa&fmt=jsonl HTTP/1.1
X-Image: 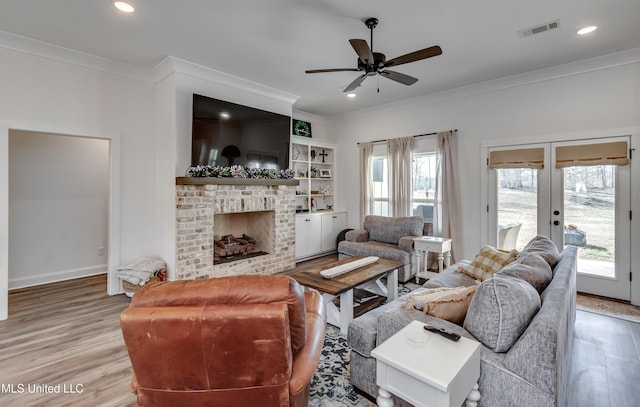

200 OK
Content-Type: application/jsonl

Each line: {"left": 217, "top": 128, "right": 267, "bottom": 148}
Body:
{"left": 338, "top": 215, "right": 433, "bottom": 283}
{"left": 348, "top": 236, "right": 577, "bottom": 407}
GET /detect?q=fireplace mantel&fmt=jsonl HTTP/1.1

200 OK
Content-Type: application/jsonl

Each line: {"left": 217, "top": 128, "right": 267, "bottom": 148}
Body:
{"left": 176, "top": 177, "right": 299, "bottom": 186}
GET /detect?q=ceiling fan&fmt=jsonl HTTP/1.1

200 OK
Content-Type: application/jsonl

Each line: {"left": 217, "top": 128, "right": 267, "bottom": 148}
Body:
{"left": 305, "top": 17, "right": 442, "bottom": 93}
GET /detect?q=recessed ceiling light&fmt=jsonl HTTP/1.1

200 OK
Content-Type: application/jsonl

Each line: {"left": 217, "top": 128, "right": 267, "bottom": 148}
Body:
{"left": 577, "top": 25, "right": 597, "bottom": 35}
{"left": 347, "top": 93, "right": 356, "bottom": 98}
{"left": 220, "top": 112, "right": 231, "bottom": 119}
{"left": 113, "top": 1, "right": 135, "bottom": 13}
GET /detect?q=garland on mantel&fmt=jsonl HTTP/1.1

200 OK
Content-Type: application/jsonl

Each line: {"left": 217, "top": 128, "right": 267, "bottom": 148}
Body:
{"left": 186, "top": 165, "right": 295, "bottom": 179}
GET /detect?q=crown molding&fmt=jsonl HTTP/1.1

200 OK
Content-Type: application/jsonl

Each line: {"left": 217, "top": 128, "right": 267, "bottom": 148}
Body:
{"left": 336, "top": 47, "right": 640, "bottom": 122}
{"left": 0, "top": 30, "right": 153, "bottom": 82}
{"left": 152, "top": 56, "right": 299, "bottom": 105}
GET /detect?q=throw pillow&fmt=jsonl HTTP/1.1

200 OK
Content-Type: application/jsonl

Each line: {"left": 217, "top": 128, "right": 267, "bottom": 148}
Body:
{"left": 463, "top": 275, "right": 541, "bottom": 352}
{"left": 402, "top": 286, "right": 463, "bottom": 310}
{"left": 402, "top": 285, "right": 478, "bottom": 325}
{"left": 498, "top": 253, "right": 553, "bottom": 293}
{"left": 520, "top": 235, "right": 561, "bottom": 268}
{"left": 458, "top": 246, "right": 518, "bottom": 281}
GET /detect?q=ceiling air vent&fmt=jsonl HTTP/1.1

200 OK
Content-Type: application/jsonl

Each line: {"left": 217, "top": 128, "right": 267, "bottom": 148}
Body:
{"left": 518, "top": 19, "right": 561, "bottom": 38}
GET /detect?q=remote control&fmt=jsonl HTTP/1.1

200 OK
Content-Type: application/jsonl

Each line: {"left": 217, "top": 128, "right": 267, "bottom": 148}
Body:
{"left": 424, "top": 325, "right": 461, "bottom": 342}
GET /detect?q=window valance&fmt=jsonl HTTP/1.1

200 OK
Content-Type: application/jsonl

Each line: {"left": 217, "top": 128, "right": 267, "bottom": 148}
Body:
{"left": 555, "top": 141, "right": 628, "bottom": 168}
{"left": 489, "top": 148, "right": 544, "bottom": 169}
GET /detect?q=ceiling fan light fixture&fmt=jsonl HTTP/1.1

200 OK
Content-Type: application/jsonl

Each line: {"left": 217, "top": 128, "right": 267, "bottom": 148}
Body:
{"left": 113, "top": 1, "right": 135, "bottom": 13}
{"left": 347, "top": 93, "right": 356, "bottom": 98}
{"left": 305, "top": 17, "right": 441, "bottom": 93}
{"left": 577, "top": 25, "right": 597, "bottom": 35}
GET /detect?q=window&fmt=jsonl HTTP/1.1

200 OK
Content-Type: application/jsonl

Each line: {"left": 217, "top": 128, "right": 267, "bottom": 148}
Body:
{"left": 371, "top": 156, "right": 389, "bottom": 216}
{"left": 369, "top": 147, "right": 437, "bottom": 221}
{"left": 412, "top": 153, "right": 437, "bottom": 221}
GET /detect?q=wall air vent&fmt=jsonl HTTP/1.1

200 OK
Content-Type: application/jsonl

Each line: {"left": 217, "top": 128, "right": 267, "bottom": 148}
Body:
{"left": 518, "top": 19, "right": 561, "bottom": 38}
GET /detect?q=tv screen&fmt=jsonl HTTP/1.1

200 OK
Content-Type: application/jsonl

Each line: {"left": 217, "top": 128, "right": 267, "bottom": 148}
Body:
{"left": 191, "top": 94, "right": 291, "bottom": 169}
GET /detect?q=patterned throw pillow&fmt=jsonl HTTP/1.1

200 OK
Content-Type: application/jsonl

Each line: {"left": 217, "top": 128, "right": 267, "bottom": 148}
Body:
{"left": 459, "top": 246, "right": 518, "bottom": 281}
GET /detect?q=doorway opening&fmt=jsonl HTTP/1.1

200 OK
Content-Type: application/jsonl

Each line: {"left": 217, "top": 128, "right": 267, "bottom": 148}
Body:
{"left": 1, "top": 126, "right": 120, "bottom": 321}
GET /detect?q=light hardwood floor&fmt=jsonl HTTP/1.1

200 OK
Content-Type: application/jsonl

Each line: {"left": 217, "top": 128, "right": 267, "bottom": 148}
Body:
{"left": 0, "top": 275, "right": 135, "bottom": 407}
{"left": 1, "top": 266, "right": 639, "bottom": 407}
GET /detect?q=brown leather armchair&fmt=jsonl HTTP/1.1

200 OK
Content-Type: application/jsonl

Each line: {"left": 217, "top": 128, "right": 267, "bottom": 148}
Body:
{"left": 120, "top": 275, "right": 326, "bottom": 407}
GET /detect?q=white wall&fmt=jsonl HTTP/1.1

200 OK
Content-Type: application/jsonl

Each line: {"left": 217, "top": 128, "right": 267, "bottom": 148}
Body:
{"left": 330, "top": 51, "right": 640, "bottom": 264}
{"left": 8, "top": 131, "right": 109, "bottom": 288}
{"left": 0, "top": 45, "right": 158, "bottom": 317}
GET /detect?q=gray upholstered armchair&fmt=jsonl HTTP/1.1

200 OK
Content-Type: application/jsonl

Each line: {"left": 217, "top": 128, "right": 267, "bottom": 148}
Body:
{"left": 337, "top": 215, "right": 433, "bottom": 283}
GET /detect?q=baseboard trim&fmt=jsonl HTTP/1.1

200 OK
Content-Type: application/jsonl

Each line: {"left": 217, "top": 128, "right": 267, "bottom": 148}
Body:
{"left": 8, "top": 265, "right": 108, "bottom": 290}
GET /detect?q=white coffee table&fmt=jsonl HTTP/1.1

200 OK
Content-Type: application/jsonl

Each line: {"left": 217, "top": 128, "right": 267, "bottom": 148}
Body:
{"left": 371, "top": 320, "right": 481, "bottom": 407}
{"left": 413, "top": 236, "right": 452, "bottom": 283}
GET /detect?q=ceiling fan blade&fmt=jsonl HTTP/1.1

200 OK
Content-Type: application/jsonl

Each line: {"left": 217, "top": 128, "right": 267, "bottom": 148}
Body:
{"left": 305, "top": 68, "right": 360, "bottom": 73}
{"left": 343, "top": 74, "right": 367, "bottom": 92}
{"left": 384, "top": 45, "right": 442, "bottom": 67}
{"left": 379, "top": 70, "right": 418, "bottom": 86}
{"left": 349, "top": 39, "right": 374, "bottom": 65}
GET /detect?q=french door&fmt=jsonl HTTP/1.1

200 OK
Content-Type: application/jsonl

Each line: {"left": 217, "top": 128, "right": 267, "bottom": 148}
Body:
{"left": 488, "top": 137, "right": 631, "bottom": 300}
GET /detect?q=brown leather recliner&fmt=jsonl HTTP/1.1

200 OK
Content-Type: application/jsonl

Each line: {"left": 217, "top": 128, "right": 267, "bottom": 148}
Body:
{"left": 120, "top": 275, "right": 326, "bottom": 407}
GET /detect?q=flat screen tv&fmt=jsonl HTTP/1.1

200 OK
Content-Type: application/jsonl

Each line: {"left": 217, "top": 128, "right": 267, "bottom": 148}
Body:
{"left": 191, "top": 94, "right": 291, "bottom": 169}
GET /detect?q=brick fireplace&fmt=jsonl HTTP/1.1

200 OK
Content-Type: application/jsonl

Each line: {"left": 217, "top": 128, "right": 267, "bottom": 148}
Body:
{"left": 175, "top": 177, "right": 298, "bottom": 279}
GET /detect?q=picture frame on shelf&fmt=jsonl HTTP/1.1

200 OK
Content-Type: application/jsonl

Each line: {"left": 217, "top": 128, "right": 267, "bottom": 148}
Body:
{"left": 292, "top": 144, "right": 303, "bottom": 160}
{"left": 293, "top": 119, "right": 312, "bottom": 138}
{"left": 319, "top": 169, "right": 332, "bottom": 178}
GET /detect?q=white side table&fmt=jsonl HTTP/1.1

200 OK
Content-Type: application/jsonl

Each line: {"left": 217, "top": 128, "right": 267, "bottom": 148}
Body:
{"left": 371, "top": 320, "right": 481, "bottom": 407}
{"left": 413, "top": 236, "right": 452, "bottom": 283}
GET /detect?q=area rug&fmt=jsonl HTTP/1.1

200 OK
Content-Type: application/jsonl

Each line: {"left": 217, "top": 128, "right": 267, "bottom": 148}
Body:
{"left": 576, "top": 293, "right": 640, "bottom": 323}
{"left": 308, "top": 283, "right": 420, "bottom": 407}
{"left": 309, "top": 324, "right": 375, "bottom": 407}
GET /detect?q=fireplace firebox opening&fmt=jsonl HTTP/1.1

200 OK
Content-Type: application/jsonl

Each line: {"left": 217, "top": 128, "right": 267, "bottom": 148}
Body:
{"left": 213, "top": 210, "right": 275, "bottom": 265}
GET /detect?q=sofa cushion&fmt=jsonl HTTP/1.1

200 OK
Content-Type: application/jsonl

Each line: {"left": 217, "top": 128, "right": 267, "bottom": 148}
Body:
{"left": 497, "top": 253, "right": 553, "bottom": 293}
{"left": 402, "top": 285, "right": 477, "bottom": 325}
{"left": 345, "top": 229, "right": 368, "bottom": 242}
{"left": 459, "top": 246, "right": 518, "bottom": 281}
{"left": 423, "top": 261, "right": 477, "bottom": 288}
{"left": 464, "top": 275, "right": 540, "bottom": 352}
{"left": 363, "top": 215, "right": 423, "bottom": 244}
{"left": 520, "top": 235, "right": 561, "bottom": 268}
{"left": 338, "top": 240, "right": 412, "bottom": 266}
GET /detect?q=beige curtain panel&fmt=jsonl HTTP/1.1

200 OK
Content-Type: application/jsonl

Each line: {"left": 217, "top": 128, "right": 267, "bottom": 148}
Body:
{"left": 387, "top": 136, "right": 414, "bottom": 217}
{"left": 359, "top": 142, "right": 374, "bottom": 225}
{"left": 489, "top": 148, "right": 544, "bottom": 169}
{"left": 555, "top": 141, "right": 629, "bottom": 168}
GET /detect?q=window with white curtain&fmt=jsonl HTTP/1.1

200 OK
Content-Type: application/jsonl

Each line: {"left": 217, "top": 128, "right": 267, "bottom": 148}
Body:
{"left": 371, "top": 148, "right": 389, "bottom": 216}
{"left": 369, "top": 137, "right": 437, "bottom": 220}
